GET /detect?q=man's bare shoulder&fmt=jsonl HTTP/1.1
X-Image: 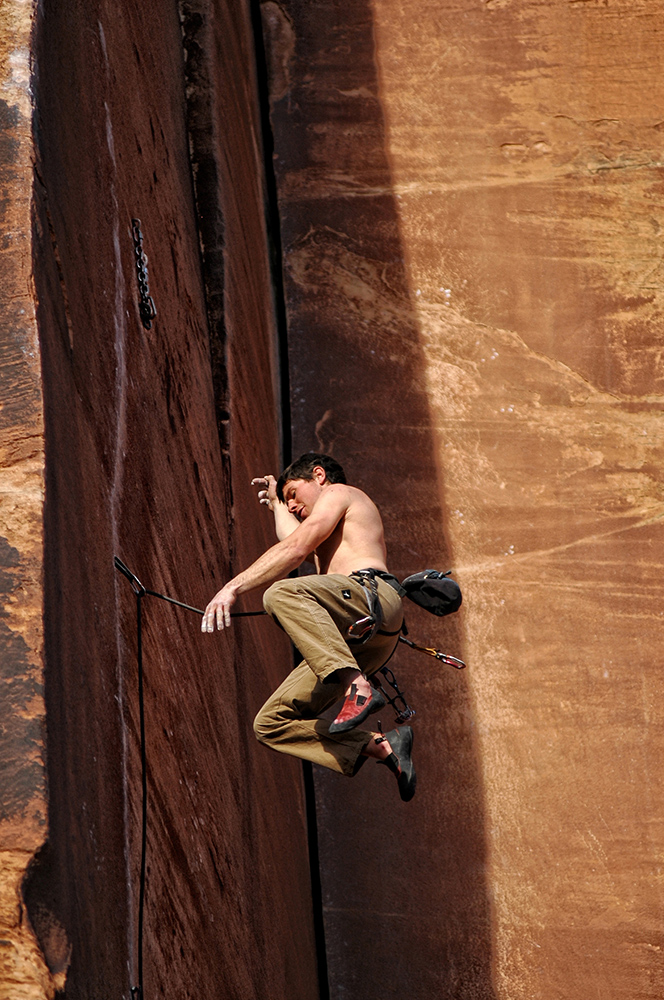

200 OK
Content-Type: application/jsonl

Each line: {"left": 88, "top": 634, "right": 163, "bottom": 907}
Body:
{"left": 326, "top": 483, "right": 379, "bottom": 516}
{"left": 325, "top": 483, "right": 372, "bottom": 502}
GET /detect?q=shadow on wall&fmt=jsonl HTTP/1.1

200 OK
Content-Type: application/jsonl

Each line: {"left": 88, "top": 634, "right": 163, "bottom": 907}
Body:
{"left": 262, "top": 0, "right": 497, "bottom": 996}
{"left": 29, "top": 1, "right": 318, "bottom": 998}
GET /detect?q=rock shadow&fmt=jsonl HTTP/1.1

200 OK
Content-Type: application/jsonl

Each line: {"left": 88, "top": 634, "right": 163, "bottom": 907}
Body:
{"left": 261, "top": 0, "right": 497, "bottom": 996}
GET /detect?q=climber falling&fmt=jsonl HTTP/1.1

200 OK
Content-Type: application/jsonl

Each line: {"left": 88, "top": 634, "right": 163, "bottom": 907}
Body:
{"left": 201, "top": 453, "right": 417, "bottom": 801}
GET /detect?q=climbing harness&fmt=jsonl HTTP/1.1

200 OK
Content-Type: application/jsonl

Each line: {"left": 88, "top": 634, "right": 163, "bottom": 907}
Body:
{"left": 346, "top": 569, "right": 385, "bottom": 643}
{"left": 344, "top": 567, "right": 466, "bottom": 726}
{"left": 114, "top": 556, "right": 464, "bottom": 997}
{"left": 346, "top": 566, "right": 466, "bottom": 666}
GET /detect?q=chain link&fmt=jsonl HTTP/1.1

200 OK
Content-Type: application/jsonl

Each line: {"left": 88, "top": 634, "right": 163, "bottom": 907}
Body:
{"left": 131, "top": 218, "right": 157, "bottom": 329}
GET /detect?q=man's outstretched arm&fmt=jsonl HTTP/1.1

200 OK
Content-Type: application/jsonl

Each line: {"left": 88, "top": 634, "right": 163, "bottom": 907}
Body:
{"left": 202, "top": 488, "right": 348, "bottom": 631}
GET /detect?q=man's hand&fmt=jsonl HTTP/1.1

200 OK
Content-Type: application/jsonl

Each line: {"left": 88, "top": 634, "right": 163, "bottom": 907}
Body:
{"left": 201, "top": 583, "right": 237, "bottom": 632}
{"left": 251, "top": 475, "right": 278, "bottom": 510}
{"left": 252, "top": 474, "right": 300, "bottom": 541}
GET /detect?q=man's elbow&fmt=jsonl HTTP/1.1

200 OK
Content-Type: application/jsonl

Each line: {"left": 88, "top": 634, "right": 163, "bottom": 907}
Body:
{"left": 284, "top": 535, "right": 313, "bottom": 566}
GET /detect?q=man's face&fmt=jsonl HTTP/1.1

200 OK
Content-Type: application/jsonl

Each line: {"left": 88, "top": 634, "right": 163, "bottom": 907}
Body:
{"left": 282, "top": 477, "right": 322, "bottom": 520}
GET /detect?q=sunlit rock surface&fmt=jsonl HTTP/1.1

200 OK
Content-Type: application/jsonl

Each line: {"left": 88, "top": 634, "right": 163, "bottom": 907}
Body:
{"left": 265, "top": 0, "right": 664, "bottom": 997}
{"left": 0, "top": 1, "right": 53, "bottom": 996}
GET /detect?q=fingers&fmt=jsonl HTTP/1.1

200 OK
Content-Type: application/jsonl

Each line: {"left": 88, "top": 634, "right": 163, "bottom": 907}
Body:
{"left": 215, "top": 603, "right": 230, "bottom": 629}
{"left": 251, "top": 475, "right": 277, "bottom": 506}
{"left": 201, "top": 601, "right": 231, "bottom": 632}
{"left": 202, "top": 584, "right": 237, "bottom": 634}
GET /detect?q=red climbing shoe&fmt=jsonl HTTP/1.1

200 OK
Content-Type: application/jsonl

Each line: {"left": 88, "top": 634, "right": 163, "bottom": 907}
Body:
{"left": 328, "top": 682, "right": 387, "bottom": 734}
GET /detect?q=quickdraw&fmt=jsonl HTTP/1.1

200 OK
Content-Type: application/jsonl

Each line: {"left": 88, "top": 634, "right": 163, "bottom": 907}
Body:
{"left": 373, "top": 664, "right": 416, "bottom": 726}
{"left": 398, "top": 634, "right": 466, "bottom": 670}
{"left": 371, "top": 638, "right": 465, "bottom": 727}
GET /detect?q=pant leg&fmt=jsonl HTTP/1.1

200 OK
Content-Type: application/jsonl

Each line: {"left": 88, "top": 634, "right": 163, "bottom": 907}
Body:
{"left": 253, "top": 660, "right": 374, "bottom": 776}
{"left": 263, "top": 573, "right": 404, "bottom": 682}
{"left": 255, "top": 574, "right": 404, "bottom": 776}
{"left": 262, "top": 574, "right": 375, "bottom": 683}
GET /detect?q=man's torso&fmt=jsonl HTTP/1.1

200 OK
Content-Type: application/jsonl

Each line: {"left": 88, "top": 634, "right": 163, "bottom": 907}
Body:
{"left": 314, "top": 484, "right": 389, "bottom": 576}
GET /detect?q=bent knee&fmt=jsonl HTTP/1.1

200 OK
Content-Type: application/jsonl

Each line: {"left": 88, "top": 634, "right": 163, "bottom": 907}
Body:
{"left": 262, "top": 578, "right": 292, "bottom": 615}
{"left": 253, "top": 709, "right": 275, "bottom": 745}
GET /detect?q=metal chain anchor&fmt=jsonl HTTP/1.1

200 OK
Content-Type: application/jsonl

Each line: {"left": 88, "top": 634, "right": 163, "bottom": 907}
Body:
{"left": 131, "top": 219, "right": 157, "bottom": 330}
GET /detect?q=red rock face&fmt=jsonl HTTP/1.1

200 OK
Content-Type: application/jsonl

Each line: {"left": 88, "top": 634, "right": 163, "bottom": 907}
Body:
{"left": 0, "top": 2, "right": 53, "bottom": 995}
{"left": 27, "top": 1, "right": 318, "bottom": 998}
{"left": 265, "top": 1, "right": 664, "bottom": 998}
{"left": 5, "top": 0, "right": 663, "bottom": 996}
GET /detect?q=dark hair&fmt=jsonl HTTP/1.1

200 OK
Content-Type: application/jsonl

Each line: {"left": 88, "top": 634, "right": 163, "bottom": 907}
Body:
{"left": 276, "top": 453, "right": 347, "bottom": 501}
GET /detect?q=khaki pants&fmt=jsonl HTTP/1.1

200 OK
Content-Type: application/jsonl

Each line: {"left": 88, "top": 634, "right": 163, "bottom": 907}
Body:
{"left": 254, "top": 573, "right": 403, "bottom": 776}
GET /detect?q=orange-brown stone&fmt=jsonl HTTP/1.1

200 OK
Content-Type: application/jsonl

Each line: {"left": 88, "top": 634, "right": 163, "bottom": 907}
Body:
{"left": 0, "top": 0, "right": 54, "bottom": 996}
{"left": 265, "top": 0, "right": 664, "bottom": 996}
{"left": 4, "top": 0, "right": 663, "bottom": 996}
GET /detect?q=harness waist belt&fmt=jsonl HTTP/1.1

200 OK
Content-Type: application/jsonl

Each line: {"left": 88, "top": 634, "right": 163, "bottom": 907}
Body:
{"left": 351, "top": 568, "right": 407, "bottom": 598}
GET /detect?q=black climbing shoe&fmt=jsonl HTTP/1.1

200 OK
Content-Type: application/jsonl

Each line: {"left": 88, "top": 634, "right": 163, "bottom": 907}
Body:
{"left": 380, "top": 726, "right": 416, "bottom": 802}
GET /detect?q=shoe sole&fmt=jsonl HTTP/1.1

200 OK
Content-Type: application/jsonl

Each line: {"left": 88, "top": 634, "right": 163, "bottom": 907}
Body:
{"left": 387, "top": 726, "right": 417, "bottom": 802}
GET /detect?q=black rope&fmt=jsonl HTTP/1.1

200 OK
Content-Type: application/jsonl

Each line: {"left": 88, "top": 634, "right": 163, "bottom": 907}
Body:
{"left": 132, "top": 591, "right": 147, "bottom": 1000}
{"left": 115, "top": 557, "right": 266, "bottom": 998}
{"left": 114, "top": 557, "right": 267, "bottom": 618}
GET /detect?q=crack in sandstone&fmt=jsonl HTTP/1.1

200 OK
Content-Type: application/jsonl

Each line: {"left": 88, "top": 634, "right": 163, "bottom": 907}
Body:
{"left": 446, "top": 313, "right": 664, "bottom": 405}
{"left": 282, "top": 154, "right": 664, "bottom": 200}
{"left": 460, "top": 509, "right": 664, "bottom": 575}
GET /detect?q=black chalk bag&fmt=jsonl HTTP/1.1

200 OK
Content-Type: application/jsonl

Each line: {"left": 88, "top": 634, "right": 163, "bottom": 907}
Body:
{"left": 401, "top": 569, "right": 462, "bottom": 617}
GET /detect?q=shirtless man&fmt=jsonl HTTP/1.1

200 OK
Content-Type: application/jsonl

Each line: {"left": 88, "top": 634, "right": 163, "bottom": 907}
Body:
{"left": 201, "top": 452, "right": 416, "bottom": 801}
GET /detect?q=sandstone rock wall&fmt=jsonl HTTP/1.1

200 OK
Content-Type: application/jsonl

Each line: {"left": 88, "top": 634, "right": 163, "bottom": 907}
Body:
{"left": 0, "top": 0, "right": 51, "bottom": 995}
{"left": 4, "top": 0, "right": 664, "bottom": 997}
{"left": 264, "top": 1, "right": 664, "bottom": 997}
{"left": 1, "top": 0, "right": 318, "bottom": 997}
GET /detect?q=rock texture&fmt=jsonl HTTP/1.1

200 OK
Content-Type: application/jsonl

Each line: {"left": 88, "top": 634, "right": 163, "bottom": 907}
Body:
{"left": 3, "top": 0, "right": 318, "bottom": 997}
{"left": 0, "top": 1, "right": 52, "bottom": 996}
{"left": 264, "top": 0, "right": 664, "bottom": 997}
{"left": 4, "top": 0, "right": 663, "bottom": 996}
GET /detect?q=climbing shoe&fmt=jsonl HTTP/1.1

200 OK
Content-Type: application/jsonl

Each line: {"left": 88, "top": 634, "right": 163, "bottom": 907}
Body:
{"left": 380, "top": 726, "right": 416, "bottom": 802}
{"left": 329, "top": 682, "right": 387, "bottom": 734}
